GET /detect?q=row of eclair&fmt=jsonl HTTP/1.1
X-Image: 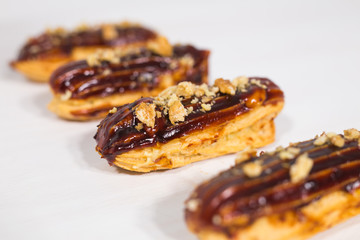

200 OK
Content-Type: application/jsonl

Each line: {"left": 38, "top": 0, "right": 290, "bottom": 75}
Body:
{"left": 11, "top": 21, "right": 360, "bottom": 240}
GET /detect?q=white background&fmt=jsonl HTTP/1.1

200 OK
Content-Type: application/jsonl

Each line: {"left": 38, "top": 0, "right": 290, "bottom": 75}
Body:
{"left": 1, "top": 0, "right": 360, "bottom": 239}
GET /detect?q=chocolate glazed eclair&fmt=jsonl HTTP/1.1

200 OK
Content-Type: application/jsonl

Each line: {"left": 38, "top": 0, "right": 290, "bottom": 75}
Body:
{"left": 95, "top": 77, "right": 284, "bottom": 172}
{"left": 185, "top": 129, "right": 360, "bottom": 240}
{"left": 48, "top": 45, "right": 209, "bottom": 120}
{"left": 11, "top": 22, "right": 172, "bottom": 82}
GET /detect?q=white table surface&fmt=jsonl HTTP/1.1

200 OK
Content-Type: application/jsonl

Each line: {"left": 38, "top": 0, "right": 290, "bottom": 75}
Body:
{"left": 1, "top": 0, "right": 360, "bottom": 239}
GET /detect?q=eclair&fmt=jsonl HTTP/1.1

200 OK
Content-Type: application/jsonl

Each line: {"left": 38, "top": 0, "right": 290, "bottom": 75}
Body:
{"left": 185, "top": 129, "right": 360, "bottom": 240}
{"left": 48, "top": 45, "right": 209, "bottom": 120}
{"left": 95, "top": 77, "right": 284, "bottom": 172}
{"left": 10, "top": 22, "right": 172, "bottom": 82}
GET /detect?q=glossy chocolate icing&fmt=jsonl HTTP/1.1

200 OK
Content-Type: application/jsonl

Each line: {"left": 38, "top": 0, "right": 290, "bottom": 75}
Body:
{"left": 49, "top": 45, "right": 209, "bottom": 100}
{"left": 185, "top": 136, "right": 360, "bottom": 235}
{"left": 16, "top": 26, "right": 156, "bottom": 61}
{"left": 94, "top": 78, "right": 284, "bottom": 162}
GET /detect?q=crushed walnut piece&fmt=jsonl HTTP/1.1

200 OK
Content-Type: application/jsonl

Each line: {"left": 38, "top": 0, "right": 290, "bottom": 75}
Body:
{"left": 344, "top": 128, "right": 360, "bottom": 140}
{"left": 290, "top": 153, "right": 313, "bottom": 183}
{"left": 175, "top": 82, "right": 195, "bottom": 98}
{"left": 201, "top": 103, "right": 211, "bottom": 112}
{"left": 243, "top": 161, "right": 262, "bottom": 178}
{"left": 102, "top": 69, "right": 112, "bottom": 76}
{"left": 135, "top": 123, "right": 143, "bottom": 131}
{"left": 102, "top": 24, "right": 119, "bottom": 40}
{"left": 250, "top": 79, "right": 267, "bottom": 89}
{"left": 169, "top": 99, "right": 187, "bottom": 124}
{"left": 191, "top": 98, "right": 199, "bottom": 104}
{"left": 232, "top": 76, "right": 249, "bottom": 91}
{"left": 186, "top": 199, "right": 201, "bottom": 212}
{"left": 60, "top": 90, "right": 72, "bottom": 101}
{"left": 329, "top": 134, "right": 345, "bottom": 148}
{"left": 314, "top": 134, "right": 328, "bottom": 146}
{"left": 279, "top": 147, "right": 301, "bottom": 160}
{"left": 156, "top": 111, "right": 162, "bottom": 118}
{"left": 186, "top": 107, "right": 194, "bottom": 115}
{"left": 179, "top": 54, "right": 195, "bottom": 67}
{"left": 235, "top": 148, "right": 257, "bottom": 164}
{"left": 135, "top": 102, "right": 156, "bottom": 128}
{"left": 215, "top": 78, "right": 236, "bottom": 95}
{"left": 109, "top": 107, "right": 117, "bottom": 114}
{"left": 86, "top": 49, "right": 121, "bottom": 67}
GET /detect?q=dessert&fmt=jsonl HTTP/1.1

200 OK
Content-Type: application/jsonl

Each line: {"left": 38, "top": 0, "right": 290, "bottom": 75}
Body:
{"left": 95, "top": 77, "right": 284, "bottom": 172}
{"left": 185, "top": 129, "right": 360, "bottom": 240}
{"left": 11, "top": 22, "right": 172, "bottom": 82}
{"left": 48, "top": 45, "right": 209, "bottom": 120}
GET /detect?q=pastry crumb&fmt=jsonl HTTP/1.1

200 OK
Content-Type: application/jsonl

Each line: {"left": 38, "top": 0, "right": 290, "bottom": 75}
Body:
{"left": 290, "top": 153, "right": 313, "bottom": 183}
{"left": 135, "top": 102, "right": 156, "bottom": 128}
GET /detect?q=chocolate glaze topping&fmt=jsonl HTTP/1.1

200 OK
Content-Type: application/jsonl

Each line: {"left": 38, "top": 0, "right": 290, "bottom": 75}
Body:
{"left": 15, "top": 25, "right": 157, "bottom": 61}
{"left": 49, "top": 45, "right": 209, "bottom": 100}
{"left": 185, "top": 133, "right": 360, "bottom": 235}
{"left": 94, "top": 78, "right": 284, "bottom": 162}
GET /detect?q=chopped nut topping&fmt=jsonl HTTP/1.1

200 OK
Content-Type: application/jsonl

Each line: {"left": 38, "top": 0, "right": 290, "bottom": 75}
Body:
{"left": 156, "top": 111, "right": 162, "bottom": 118}
{"left": 109, "top": 107, "right": 117, "bottom": 114}
{"left": 250, "top": 79, "right": 267, "bottom": 89}
{"left": 215, "top": 78, "right": 236, "bottom": 95}
{"left": 290, "top": 153, "right": 313, "bottom": 183}
{"left": 326, "top": 132, "right": 337, "bottom": 138}
{"left": 243, "top": 161, "right": 262, "bottom": 178}
{"left": 314, "top": 134, "right": 328, "bottom": 146}
{"left": 212, "top": 215, "right": 222, "bottom": 225}
{"left": 186, "top": 199, "right": 201, "bottom": 212}
{"left": 169, "top": 100, "right": 187, "bottom": 124}
{"left": 75, "top": 23, "right": 89, "bottom": 32}
{"left": 175, "top": 82, "right": 195, "bottom": 98}
{"left": 201, "top": 103, "right": 211, "bottom": 111}
{"left": 167, "top": 94, "right": 180, "bottom": 107}
{"left": 135, "top": 123, "right": 143, "bottom": 131}
{"left": 344, "top": 128, "right": 360, "bottom": 140}
{"left": 102, "top": 24, "right": 119, "bottom": 40}
{"left": 60, "top": 90, "right": 72, "bottom": 101}
{"left": 329, "top": 134, "right": 345, "bottom": 147}
{"left": 86, "top": 49, "right": 121, "bottom": 67}
{"left": 138, "top": 72, "right": 154, "bottom": 82}
{"left": 186, "top": 107, "right": 194, "bottom": 115}
{"left": 191, "top": 98, "right": 199, "bottom": 104}
{"left": 232, "top": 76, "right": 249, "bottom": 91}
{"left": 135, "top": 102, "right": 156, "bottom": 128}
{"left": 279, "top": 147, "right": 300, "bottom": 160}
{"left": 179, "top": 54, "right": 195, "bottom": 67}
{"left": 195, "top": 87, "right": 205, "bottom": 97}
{"left": 235, "top": 148, "right": 258, "bottom": 164}
{"left": 201, "top": 96, "right": 212, "bottom": 103}
{"left": 102, "top": 69, "right": 112, "bottom": 75}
